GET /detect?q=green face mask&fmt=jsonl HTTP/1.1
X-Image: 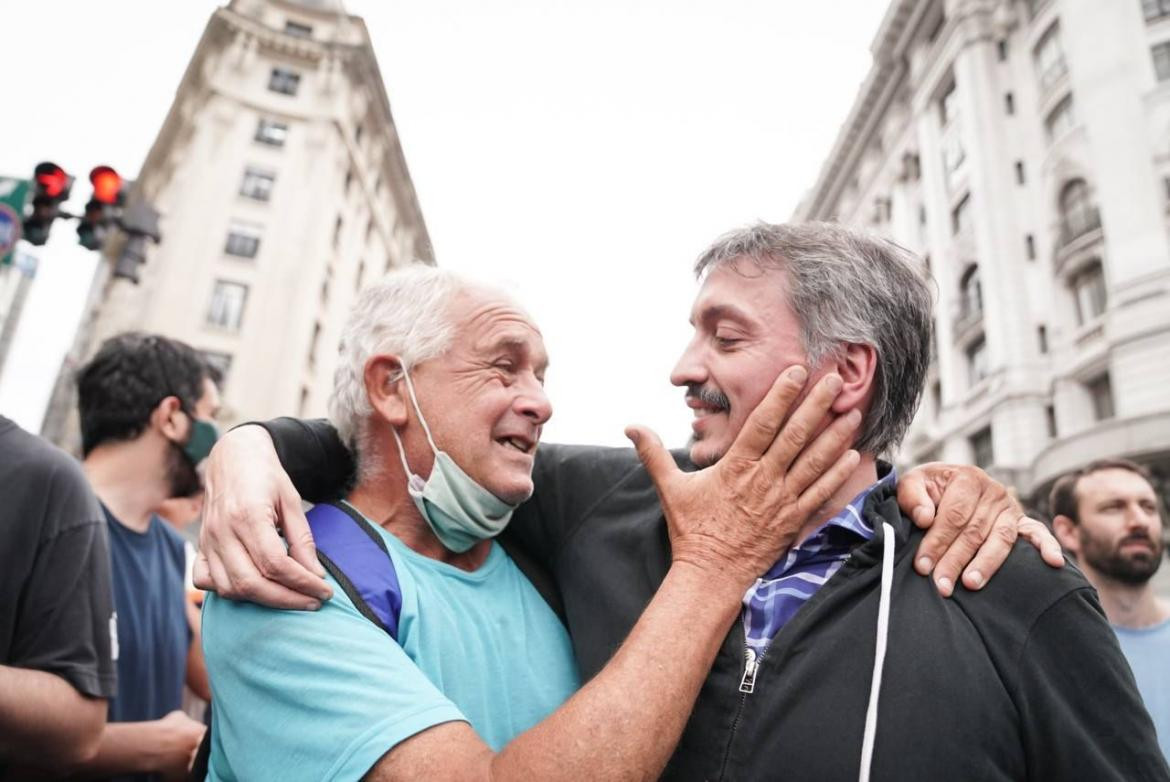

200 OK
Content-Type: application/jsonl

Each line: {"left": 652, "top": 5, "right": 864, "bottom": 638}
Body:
{"left": 182, "top": 415, "right": 220, "bottom": 466}
{"left": 391, "top": 370, "right": 521, "bottom": 553}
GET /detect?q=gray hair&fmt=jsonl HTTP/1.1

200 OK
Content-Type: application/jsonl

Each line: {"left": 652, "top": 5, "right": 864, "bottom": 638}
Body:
{"left": 693, "top": 221, "right": 933, "bottom": 457}
{"left": 329, "top": 265, "right": 469, "bottom": 459}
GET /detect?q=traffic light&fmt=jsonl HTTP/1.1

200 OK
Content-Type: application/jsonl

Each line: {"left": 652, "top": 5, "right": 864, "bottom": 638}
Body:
{"left": 22, "top": 162, "right": 73, "bottom": 246}
{"left": 77, "top": 166, "right": 124, "bottom": 250}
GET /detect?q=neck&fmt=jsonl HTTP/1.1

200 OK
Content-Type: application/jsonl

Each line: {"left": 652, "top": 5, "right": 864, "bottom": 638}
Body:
{"left": 1082, "top": 567, "right": 1170, "bottom": 629}
{"left": 346, "top": 444, "right": 491, "bottom": 571}
{"left": 83, "top": 442, "right": 172, "bottom": 533}
{"left": 793, "top": 453, "right": 880, "bottom": 545}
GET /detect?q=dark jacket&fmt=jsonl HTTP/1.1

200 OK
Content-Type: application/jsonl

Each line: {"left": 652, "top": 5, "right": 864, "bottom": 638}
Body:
{"left": 269, "top": 421, "right": 1170, "bottom": 781}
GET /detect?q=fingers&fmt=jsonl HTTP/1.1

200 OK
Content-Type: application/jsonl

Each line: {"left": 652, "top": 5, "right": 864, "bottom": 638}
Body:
{"left": 762, "top": 373, "right": 844, "bottom": 471}
{"left": 957, "top": 506, "right": 1020, "bottom": 591}
{"left": 725, "top": 365, "right": 809, "bottom": 460}
{"left": 237, "top": 518, "right": 331, "bottom": 604}
{"left": 795, "top": 449, "right": 860, "bottom": 518}
{"left": 784, "top": 408, "right": 861, "bottom": 496}
{"left": 192, "top": 552, "right": 213, "bottom": 591}
{"left": 277, "top": 476, "right": 327, "bottom": 579}
{"left": 909, "top": 467, "right": 981, "bottom": 579}
{"left": 626, "top": 425, "right": 677, "bottom": 491}
{"left": 1019, "top": 517, "right": 1065, "bottom": 568}
{"left": 896, "top": 463, "right": 944, "bottom": 530}
{"left": 215, "top": 535, "right": 324, "bottom": 610}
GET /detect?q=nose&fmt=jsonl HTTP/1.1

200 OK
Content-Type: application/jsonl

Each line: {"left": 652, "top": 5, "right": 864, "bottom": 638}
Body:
{"left": 670, "top": 334, "right": 707, "bottom": 389}
{"left": 514, "top": 374, "right": 553, "bottom": 426}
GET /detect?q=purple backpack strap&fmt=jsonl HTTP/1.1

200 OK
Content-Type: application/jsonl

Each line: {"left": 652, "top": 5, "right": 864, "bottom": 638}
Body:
{"left": 306, "top": 502, "right": 402, "bottom": 640}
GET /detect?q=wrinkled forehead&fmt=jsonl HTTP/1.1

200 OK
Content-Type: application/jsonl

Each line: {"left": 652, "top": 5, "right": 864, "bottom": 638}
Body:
{"left": 690, "top": 261, "right": 793, "bottom": 324}
{"left": 449, "top": 287, "right": 549, "bottom": 366}
{"left": 1078, "top": 469, "right": 1159, "bottom": 504}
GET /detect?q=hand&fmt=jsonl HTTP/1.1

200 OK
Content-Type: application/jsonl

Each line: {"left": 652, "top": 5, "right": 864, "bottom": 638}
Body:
{"left": 152, "top": 710, "right": 206, "bottom": 782}
{"left": 193, "top": 425, "right": 332, "bottom": 609}
{"left": 626, "top": 367, "right": 862, "bottom": 590}
{"left": 899, "top": 463, "right": 1064, "bottom": 597}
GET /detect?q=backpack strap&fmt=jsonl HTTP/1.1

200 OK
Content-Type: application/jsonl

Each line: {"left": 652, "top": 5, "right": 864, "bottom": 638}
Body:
{"left": 307, "top": 502, "right": 402, "bottom": 640}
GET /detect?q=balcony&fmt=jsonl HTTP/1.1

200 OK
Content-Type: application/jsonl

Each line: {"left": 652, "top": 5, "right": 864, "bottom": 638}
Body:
{"left": 1059, "top": 207, "right": 1102, "bottom": 247}
{"left": 1054, "top": 207, "right": 1104, "bottom": 275}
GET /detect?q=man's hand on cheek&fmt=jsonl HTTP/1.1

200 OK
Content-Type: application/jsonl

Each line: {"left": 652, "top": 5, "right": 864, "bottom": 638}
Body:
{"left": 898, "top": 463, "right": 1065, "bottom": 597}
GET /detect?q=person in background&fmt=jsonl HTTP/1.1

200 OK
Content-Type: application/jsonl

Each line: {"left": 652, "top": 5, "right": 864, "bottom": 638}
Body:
{"left": 73, "top": 333, "right": 218, "bottom": 781}
{"left": 1052, "top": 459, "right": 1170, "bottom": 762}
{"left": 0, "top": 415, "right": 114, "bottom": 777}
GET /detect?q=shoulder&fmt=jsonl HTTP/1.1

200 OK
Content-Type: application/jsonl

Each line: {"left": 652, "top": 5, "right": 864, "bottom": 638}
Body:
{"left": 0, "top": 421, "right": 104, "bottom": 537}
{"left": 947, "top": 535, "right": 1094, "bottom": 631}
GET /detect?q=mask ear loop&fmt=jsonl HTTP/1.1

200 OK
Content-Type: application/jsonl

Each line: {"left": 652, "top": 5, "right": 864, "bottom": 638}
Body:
{"left": 389, "top": 368, "right": 438, "bottom": 483}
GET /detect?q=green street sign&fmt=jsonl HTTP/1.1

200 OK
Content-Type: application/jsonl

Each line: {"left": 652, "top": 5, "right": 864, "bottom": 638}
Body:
{"left": 0, "top": 177, "right": 30, "bottom": 267}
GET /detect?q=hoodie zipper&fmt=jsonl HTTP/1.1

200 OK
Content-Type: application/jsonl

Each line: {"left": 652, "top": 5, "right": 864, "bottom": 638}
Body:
{"left": 719, "top": 644, "right": 766, "bottom": 780}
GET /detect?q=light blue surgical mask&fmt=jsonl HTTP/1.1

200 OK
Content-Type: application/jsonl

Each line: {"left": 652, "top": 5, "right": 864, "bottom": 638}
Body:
{"left": 391, "top": 370, "right": 520, "bottom": 553}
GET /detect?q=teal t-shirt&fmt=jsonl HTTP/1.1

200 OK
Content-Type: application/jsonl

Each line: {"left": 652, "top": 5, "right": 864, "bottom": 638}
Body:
{"left": 202, "top": 510, "right": 580, "bottom": 781}
{"left": 1114, "top": 617, "right": 1170, "bottom": 764}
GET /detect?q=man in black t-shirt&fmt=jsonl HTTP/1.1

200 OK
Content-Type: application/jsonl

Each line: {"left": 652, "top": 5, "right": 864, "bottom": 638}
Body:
{"left": 0, "top": 415, "right": 115, "bottom": 775}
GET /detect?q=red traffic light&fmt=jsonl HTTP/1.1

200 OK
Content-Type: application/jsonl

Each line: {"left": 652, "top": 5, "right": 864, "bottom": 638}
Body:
{"left": 89, "top": 166, "right": 123, "bottom": 205}
{"left": 34, "top": 162, "right": 70, "bottom": 199}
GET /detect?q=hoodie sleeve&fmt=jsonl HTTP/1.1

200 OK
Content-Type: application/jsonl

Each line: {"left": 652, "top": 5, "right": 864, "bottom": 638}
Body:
{"left": 243, "top": 417, "right": 356, "bottom": 503}
{"left": 1014, "top": 587, "right": 1170, "bottom": 780}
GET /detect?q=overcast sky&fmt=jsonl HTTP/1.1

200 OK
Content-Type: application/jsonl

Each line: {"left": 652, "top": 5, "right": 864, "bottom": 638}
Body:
{"left": 0, "top": 0, "right": 885, "bottom": 448}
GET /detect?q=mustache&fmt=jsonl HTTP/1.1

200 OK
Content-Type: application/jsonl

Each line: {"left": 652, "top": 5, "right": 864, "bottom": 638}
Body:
{"left": 1118, "top": 532, "right": 1158, "bottom": 548}
{"left": 685, "top": 384, "right": 730, "bottom": 411}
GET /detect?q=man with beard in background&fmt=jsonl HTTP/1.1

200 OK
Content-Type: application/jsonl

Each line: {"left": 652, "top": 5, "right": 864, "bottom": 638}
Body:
{"left": 1052, "top": 459, "right": 1170, "bottom": 762}
{"left": 72, "top": 333, "right": 217, "bottom": 781}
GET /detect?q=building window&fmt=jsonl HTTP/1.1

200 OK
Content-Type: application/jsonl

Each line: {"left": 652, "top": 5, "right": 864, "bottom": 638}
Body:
{"left": 239, "top": 167, "right": 275, "bottom": 201}
{"left": 344, "top": 168, "right": 354, "bottom": 195}
{"left": 1045, "top": 94, "right": 1075, "bottom": 141}
{"left": 1033, "top": 23, "right": 1067, "bottom": 91}
{"left": 355, "top": 123, "right": 364, "bottom": 143}
{"left": 997, "top": 40, "right": 1008, "bottom": 61}
{"left": 951, "top": 194, "right": 971, "bottom": 236}
{"left": 333, "top": 215, "right": 343, "bottom": 248}
{"left": 1026, "top": 234, "right": 1036, "bottom": 259}
{"left": 1025, "top": 0, "right": 1052, "bottom": 18}
{"left": 970, "top": 427, "right": 994, "bottom": 469}
{"left": 268, "top": 67, "right": 301, "bottom": 96}
{"left": 1087, "top": 373, "right": 1115, "bottom": 421}
{"left": 224, "top": 220, "right": 262, "bottom": 258}
{"left": 284, "top": 20, "right": 313, "bottom": 38}
{"left": 1037, "top": 325, "right": 1049, "bottom": 354}
{"left": 299, "top": 385, "right": 310, "bottom": 416}
{"left": 255, "top": 118, "right": 289, "bottom": 147}
{"left": 1152, "top": 42, "right": 1170, "bottom": 81}
{"left": 355, "top": 260, "right": 367, "bottom": 292}
{"left": 1144, "top": 0, "right": 1170, "bottom": 23}
{"left": 1059, "top": 179, "right": 1101, "bottom": 245}
{"left": 308, "top": 321, "right": 321, "bottom": 368}
{"left": 206, "top": 280, "right": 248, "bottom": 331}
{"left": 966, "top": 336, "right": 989, "bottom": 385}
{"left": 959, "top": 265, "right": 983, "bottom": 322}
{"left": 365, "top": 216, "right": 375, "bottom": 244}
{"left": 201, "top": 351, "right": 233, "bottom": 388}
{"left": 1015, "top": 161, "right": 1026, "bottom": 185}
{"left": 1046, "top": 405, "right": 1058, "bottom": 438}
{"left": 1004, "top": 92, "right": 1015, "bottom": 115}
{"left": 1071, "top": 260, "right": 1107, "bottom": 325}
{"left": 939, "top": 81, "right": 960, "bottom": 126}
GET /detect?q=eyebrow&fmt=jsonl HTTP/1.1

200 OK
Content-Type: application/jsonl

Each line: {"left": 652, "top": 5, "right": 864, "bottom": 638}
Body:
{"left": 691, "top": 303, "right": 755, "bottom": 328}
{"left": 487, "top": 335, "right": 550, "bottom": 372}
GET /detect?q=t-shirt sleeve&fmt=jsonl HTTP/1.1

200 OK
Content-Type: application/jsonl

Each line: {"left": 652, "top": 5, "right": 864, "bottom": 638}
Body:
{"left": 10, "top": 457, "right": 116, "bottom": 699}
{"left": 202, "top": 580, "right": 466, "bottom": 781}
{"left": 1015, "top": 588, "right": 1170, "bottom": 780}
{"left": 245, "top": 417, "right": 355, "bottom": 503}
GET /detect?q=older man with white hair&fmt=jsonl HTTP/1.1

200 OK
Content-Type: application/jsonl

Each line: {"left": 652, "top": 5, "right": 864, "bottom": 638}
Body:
{"left": 201, "top": 265, "right": 864, "bottom": 780}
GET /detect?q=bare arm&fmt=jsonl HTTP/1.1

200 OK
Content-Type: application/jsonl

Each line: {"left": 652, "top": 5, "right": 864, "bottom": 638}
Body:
{"left": 0, "top": 665, "right": 105, "bottom": 767}
{"left": 184, "top": 597, "right": 211, "bottom": 702}
{"left": 365, "top": 368, "right": 860, "bottom": 781}
{"left": 72, "top": 712, "right": 205, "bottom": 781}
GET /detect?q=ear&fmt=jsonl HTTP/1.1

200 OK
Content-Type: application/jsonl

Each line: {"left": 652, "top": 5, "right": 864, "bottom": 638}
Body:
{"left": 152, "top": 396, "right": 187, "bottom": 441}
{"left": 1051, "top": 514, "right": 1080, "bottom": 555}
{"left": 829, "top": 342, "right": 878, "bottom": 415}
{"left": 364, "top": 354, "right": 409, "bottom": 427}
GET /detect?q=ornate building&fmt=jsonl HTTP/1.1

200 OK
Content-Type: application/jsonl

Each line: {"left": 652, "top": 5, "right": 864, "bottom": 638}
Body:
{"left": 44, "top": 0, "right": 431, "bottom": 447}
{"left": 796, "top": 0, "right": 1170, "bottom": 509}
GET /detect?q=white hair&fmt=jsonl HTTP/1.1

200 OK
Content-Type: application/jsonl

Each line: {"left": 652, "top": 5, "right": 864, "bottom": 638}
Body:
{"left": 328, "top": 265, "right": 470, "bottom": 462}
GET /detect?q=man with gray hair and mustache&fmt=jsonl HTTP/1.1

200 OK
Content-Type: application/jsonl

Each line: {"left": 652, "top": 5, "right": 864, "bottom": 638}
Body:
{"left": 198, "top": 222, "right": 1165, "bottom": 779}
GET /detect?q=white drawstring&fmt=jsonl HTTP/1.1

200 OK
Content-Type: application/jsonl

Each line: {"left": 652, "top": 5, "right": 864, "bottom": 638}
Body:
{"left": 859, "top": 521, "right": 896, "bottom": 782}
